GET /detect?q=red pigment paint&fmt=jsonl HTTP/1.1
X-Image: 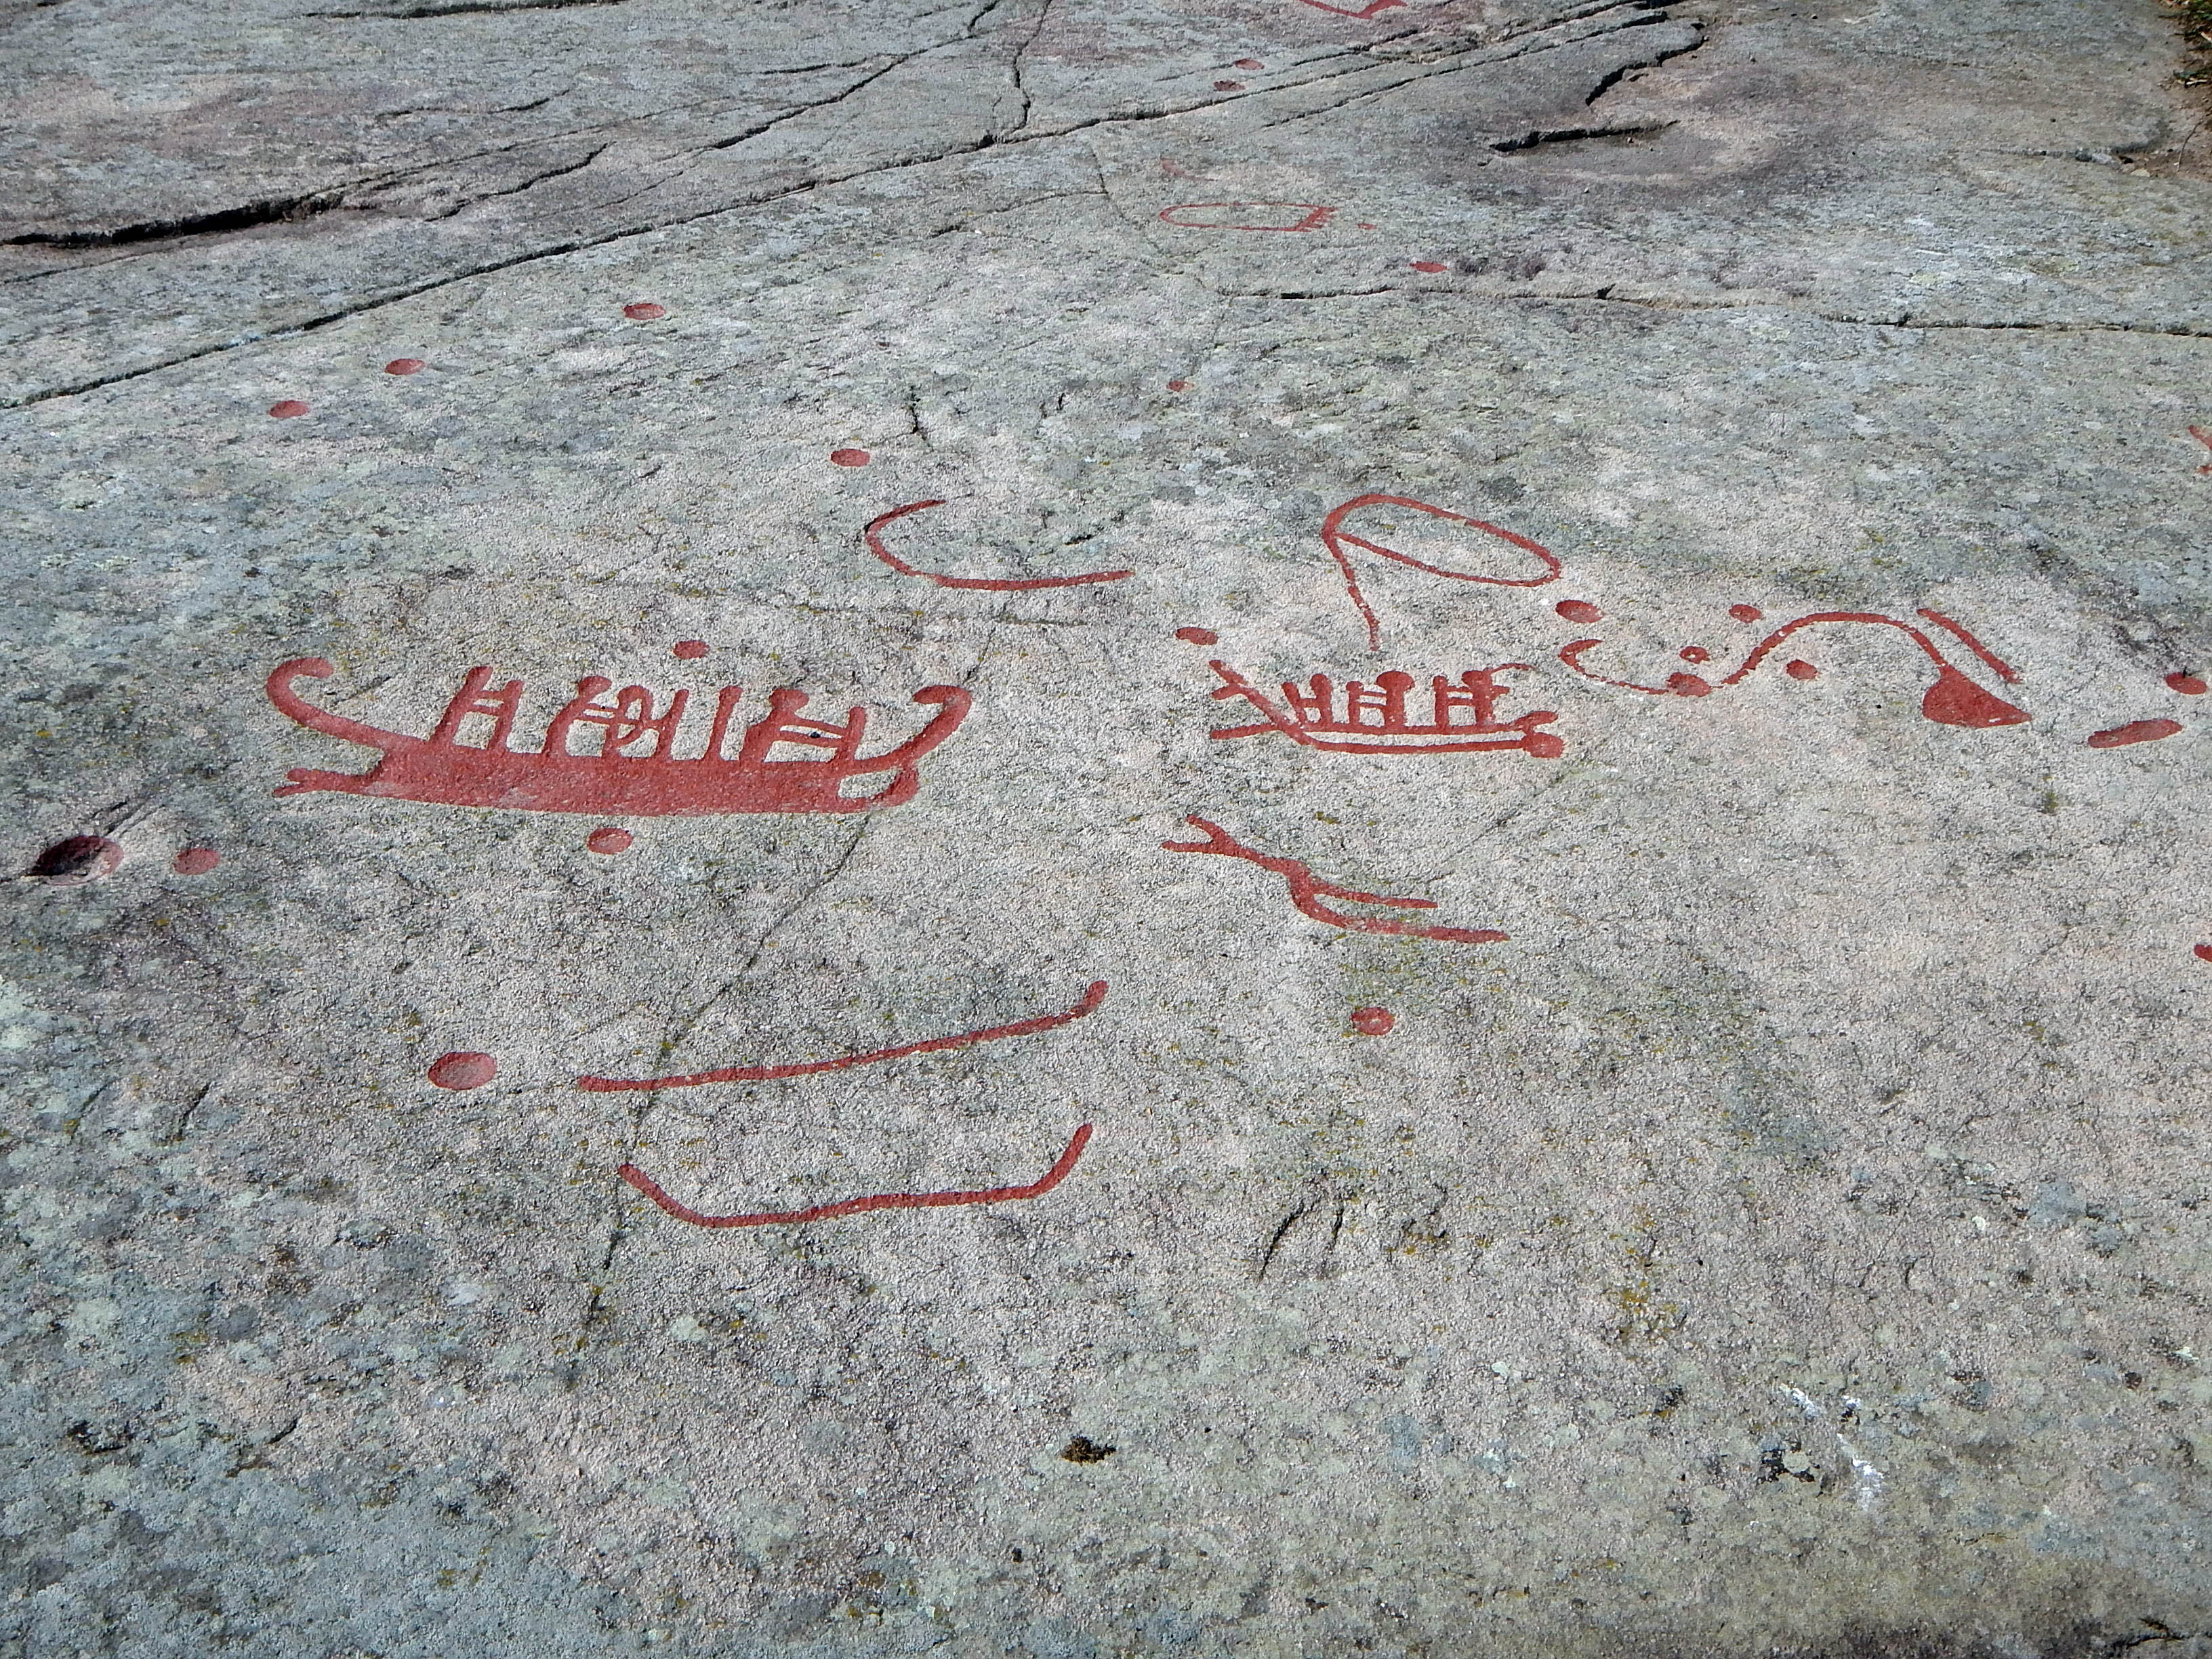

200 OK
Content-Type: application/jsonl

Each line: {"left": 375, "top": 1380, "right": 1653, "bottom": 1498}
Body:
{"left": 2166, "top": 672, "right": 2207, "bottom": 695}
{"left": 1919, "top": 664, "right": 2028, "bottom": 729}
{"left": 2087, "top": 718, "right": 2183, "bottom": 750}
{"left": 618, "top": 1122, "right": 1092, "bottom": 1229}
{"left": 1729, "top": 604, "right": 1764, "bottom": 623}
{"left": 623, "top": 302, "right": 666, "bottom": 321}
{"left": 1351, "top": 1006, "right": 1395, "bottom": 1036}
{"left": 1164, "top": 815, "right": 1507, "bottom": 943}
{"left": 1213, "top": 79, "right": 1245, "bottom": 91}
{"left": 1176, "top": 626, "right": 1219, "bottom": 645}
{"left": 1234, "top": 58, "right": 1263, "bottom": 69}
{"left": 1207, "top": 659, "right": 1563, "bottom": 758}
{"left": 428, "top": 1052, "right": 497, "bottom": 1090}
{"left": 579, "top": 979, "right": 1107, "bottom": 1092}
{"left": 1679, "top": 646, "right": 1710, "bottom": 663}
{"left": 1917, "top": 607, "right": 2022, "bottom": 683}
{"left": 268, "top": 401, "right": 309, "bottom": 419}
{"left": 384, "top": 359, "right": 424, "bottom": 376}
{"left": 172, "top": 847, "right": 220, "bottom": 875}
{"left": 1785, "top": 659, "right": 1819, "bottom": 681}
{"left": 672, "top": 640, "right": 709, "bottom": 659}
{"left": 2190, "top": 426, "right": 2212, "bottom": 474}
{"left": 1356, "top": 222, "right": 1377, "bottom": 229}
{"left": 31, "top": 836, "right": 122, "bottom": 885}
{"left": 2196, "top": 944, "right": 2212, "bottom": 964}
{"left": 1168, "top": 379, "right": 1191, "bottom": 392}
{"left": 266, "top": 658, "right": 970, "bottom": 817}
{"left": 585, "top": 826, "right": 634, "bottom": 854}
{"left": 864, "top": 499, "right": 1134, "bottom": 590}
{"left": 1322, "top": 493, "right": 1562, "bottom": 651}
{"left": 1667, "top": 672, "right": 1713, "bottom": 697}
{"left": 830, "top": 448, "right": 871, "bottom": 467}
{"left": 1555, "top": 599, "right": 1601, "bottom": 623}
{"left": 1158, "top": 203, "right": 1338, "bottom": 232}
{"left": 1410, "top": 260, "right": 1448, "bottom": 273}
{"left": 1298, "top": 0, "right": 1406, "bottom": 14}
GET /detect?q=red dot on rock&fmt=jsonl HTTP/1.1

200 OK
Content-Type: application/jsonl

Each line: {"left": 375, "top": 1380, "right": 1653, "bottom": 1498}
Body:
{"left": 1175, "top": 626, "right": 1218, "bottom": 645}
{"left": 1235, "top": 58, "right": 1263, "bottom": 69}
{"left": 1555, "top": 599, "right": 1602, "bottom": 623}
{"left": 1679, "top": 645, "right": 1711, "bottom": 663}
{"left": 2166, "top": 672, "right": 2207, "bottom": 695}
{"left": 1167, "top": 380, "right": 1191, "bottom": 392}
{"left": 1729, "top": 604, "right": 1765, "bottom": 623}
{"left": 2196, "top": 943, "right": 2212, "bottom": 964}
{"left": 623, "top": 302, "right": 666, "bottom": 321}
{"left": 1785, "top": 659, "right": 1820, "bottom": 681}
{"left": 1411, "top": 260, "right": 1448, "bottom": 273}
{"left": 672, "top": 640, "right": 709, "bottom": 659}
{"left": 268, "top": 400, "right": 309, "bottom": 419}
{"left": 1351, "top": 1006, "right": 1396, "bottom": 1036}
{"left": 428, "top": 1051, "right": 497, "bottom": 1090}
{"left": 830, "top": 448, "right": 871, "bottom": 467}
{"left": 1213, "top": 79, "right": 1244, "bottom": 91}
{"left": 384, "top": 358, "right": 425, "bottom": 376}
{"left": 1668, "top": 672, "right": 1713, "bottom": 697}
{"left": 172, "top": 847, "right": 220, "bottom": 875}
{"left": 31, "top": 836, "right": 122, "bottom": 886}
{"left": 586, "top": 826, "right": 634, "bottom": 855}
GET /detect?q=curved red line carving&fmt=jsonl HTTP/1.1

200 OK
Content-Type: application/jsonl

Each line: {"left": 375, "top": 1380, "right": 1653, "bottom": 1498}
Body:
{"left": 618, "top": 1122, "right": 1093, "bottom": 1229}
{"left": 1162, "top": 815, "right": 1507, "bottom": 943}
{"left": 863, "top": 499, "right": 1134, "bottom": 592}
{"left": 1157, "top": 202, "right": 1338, "bottom": 232}
{"left": 577, "top": 979, "right": 1108, "bottom": 1092}
{"left": 2087, "top": 718, "right": 2183, "bottom": 749}
{"left": 1320, "top": 493, "right": 1562, "bottom": 651}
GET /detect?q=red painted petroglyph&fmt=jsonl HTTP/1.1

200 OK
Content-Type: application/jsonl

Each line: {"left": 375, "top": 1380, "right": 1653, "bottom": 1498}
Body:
{"left": 1158, "top": 203, "right": 1338, "bottom": 232}
{"left": 1786, "top": 659, "right": 1819, "bottom": 681}
{"left": 863, "top": 499, "right": 1134, "bottom": 591}
{"left": 2167, "top": 672, "right": 2207, "bottom": 695}
{"left": 1298, "top": 0, "right": 1406, "bottom": 16}
{"left": 1411, "top": 260, "right": 1448, "bottom": 273}
{"left": 31, "top": 836, "right": 121, "bottom": 885}
{"left": 1679, "top": 646, "right": 1711, "bottom": 663}
{"left": 1162, "top": 815, "right": 1507, "bottom": 943}
{"left": 428, "top": 1052, "right": 497, "bottom": 1090}
{"left": 2190, "top": 426, "right": 2212, "bottom": 474}
{"left": 172, "top": 847, "right": 220, "bottom": 875}
{"left": 1213, "top": 79, "right": 1245, "bottom": 91}
{"left": 1176, "top": 626, "right": 1218, "bottom": 645}
{"left": 268, "top": 401, "right": 308, "bottom": 419}
{"left": 1208, "top": 660, "right": 1565, "bottom": 757}
{"left": 2087, "top": 718, "right": 2182, "bottom": 750}
{"left": 1350, "top": 1006, "right": 1395, "bottom": 1035}
{"left": 618, "top": 1122, "right": 1093, "bottom": 1229}
{"left": 1916, "top": 607, "right": 2022, "bottom": 684}
{"left": 1729, "top": 604, "right": 1765, "bottom": 623}
{"left": 831, "top": 448, "right": 871, "bottom": 467}
{"left": 1235, "top": 58, "right": 1264, "bottom": 69}
{"left": 1555, "top": 599, "right": 1601, "bottom": 623}
{"left": 2196, "top": 943, "right": 2212, "bottom": 964}
{"left": 585, "top": 826, "right": 633, "bottom": 854}
{"left": 1168, "top": 379, "right": 1191, "bottom": 392}
{"left": 1561, "top": 611, "right": 2030, "bottom": 729}
{"left": 672, "top": 640, "right": 709, "bottom": 660}
{"left": 623, "top": 302, "right": 666, "bottom": 321}
{"left": 384, "top": 359, "right": 424, "bottom": 376}
{"left": 1322, "top": 493, "right": 1562, "bottom": 651}
{"left": 268, "top": 658, "right": 970, "bottom": 815}
{"left": 577, "top": 979, "right": 1107, "bottom": 1092}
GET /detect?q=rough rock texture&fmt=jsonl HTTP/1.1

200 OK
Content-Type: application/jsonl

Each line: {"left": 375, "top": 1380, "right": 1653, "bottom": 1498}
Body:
{"left": 4, "top": 1, "right": 2212, "bottom": 1654}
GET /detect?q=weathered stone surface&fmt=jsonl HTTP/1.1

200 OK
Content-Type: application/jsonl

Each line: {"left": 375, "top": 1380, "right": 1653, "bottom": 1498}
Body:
{"left": 4, "top": 1, "right": 2211, "bottom": 1654}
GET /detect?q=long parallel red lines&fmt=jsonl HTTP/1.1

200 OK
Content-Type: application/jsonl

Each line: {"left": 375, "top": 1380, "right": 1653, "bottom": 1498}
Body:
{"left": 617, "top": 1124, "right": 1093, "bottom": 1229}
{"left": 577, "top": 980, "right": 1108, "bottom": 1092}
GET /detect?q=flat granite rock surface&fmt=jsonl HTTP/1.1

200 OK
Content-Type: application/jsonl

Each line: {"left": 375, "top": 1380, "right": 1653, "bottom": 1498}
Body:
{"left": 5, "top": 1, "right": 2212, "bottom": 1655}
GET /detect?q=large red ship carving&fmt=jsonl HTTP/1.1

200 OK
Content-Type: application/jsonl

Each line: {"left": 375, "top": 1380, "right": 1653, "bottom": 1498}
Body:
{"left": 266, "top": 657, "right": 972, "bottom": 815}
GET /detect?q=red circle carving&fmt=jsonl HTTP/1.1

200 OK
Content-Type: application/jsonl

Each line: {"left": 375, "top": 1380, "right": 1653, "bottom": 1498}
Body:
{"left": 1351, "top": 1006, "right": 1395, "bottom": 1036}
{"left": 428, "top": 1052, "right": 497, "bottom": 1090}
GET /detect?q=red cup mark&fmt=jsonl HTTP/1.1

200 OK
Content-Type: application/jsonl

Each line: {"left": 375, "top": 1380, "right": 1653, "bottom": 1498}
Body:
{"left": 1784, "top": 659, "right": 1819, "bottom": 681}
{"left": 672, "top": 640, "right": 709, "bottom": 660}
{"left": 830, "top": 448, "right": 872, "bottom": 467}
{"left": 1410, "top": 260, "right": 1448, "bottom": 273}
{"left": 586, "top": 826, "right": 634, "bottom": 855}
{"left": 384, "top": 359, "right": 425, "bottom": 376}
{"left": 1176, "top": 626, "right": 1218, "bottom": 645}
{"left": 1213, "top": 79, "right": 1245, "bottom": 91}
{"left": 1729, "top": 604, "right": 1765, "bottom": 623}
{"left": 1234, "top": 58, "right": 1263, "bottom": 69}
{"left": 1555, "top": 599, "right": 1601, "bottom": 623}
{"left": 1679, "top": 646, "right": 1711, "bottom": 663}
{"left": 1666, "top": 672, "right": 1713, "bottom": 697}
{"left": 623, "top": 302, "right": 666, "bottom": 321}
{"left": 172, "top": 847, "right": 221, "bottom": 875}
{"left": 2196, "top": 943, "right": 2212, "bottom": 964}
{"left": 2087, "top": 718, "right": 2183, "bottom": 750}
{"left": 268, "top": 401, "right": 309, "bottom": 419}
{"left": 2166, "top": 672, "right": 2207, "bottom": 695}
{"left": 31, "top": 836, "right": 122, "bottom": 886}
{"left": 428, "top": 1051, "right": 497, "bottom": 1090}
{"left": 1350, "top": 1006, "right": 1395, "bottom": 1036}
{"left": 1168, "top": 379, "right": 1191, "bottom": 392}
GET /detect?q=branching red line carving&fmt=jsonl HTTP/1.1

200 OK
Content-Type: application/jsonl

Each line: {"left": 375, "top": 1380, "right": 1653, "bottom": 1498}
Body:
{"left": 864, "top": 499, "right": 1134, "bottom": 591}
{"left": 1915, "top": 608, "right": 2021, "bottom": 683}
{"left": 1320, "top": 493, "right": 1561, "bottom": 652}
{"left": 619, "top": 1123, "right": 1093, "bottom": 1229}
{"left": 1162, "top": 815, "right": 1507, "bottom": 943}
{"left": 577, "top": 980, "right": 1108, "bottom": 1092}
